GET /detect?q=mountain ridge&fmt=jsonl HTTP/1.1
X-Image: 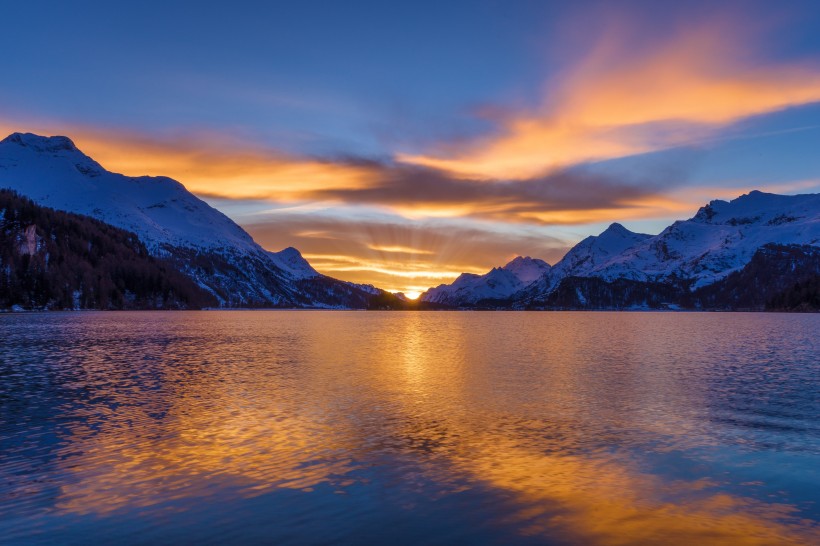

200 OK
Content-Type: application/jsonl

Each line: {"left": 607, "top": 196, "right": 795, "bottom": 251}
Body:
{"left": 0, "top": 132, "right": 400, "bottom": 309}
{"left": 422, "top": 190, "right": 820, "bottom": 309}
{"left": 423, "top": 256, "right": 550, "bottom": 306}
{"left": 0, "top": 189, "right": 216, "bottom": 310}
{"left": 3, "top": 132, "right": 818, "bottom": 311}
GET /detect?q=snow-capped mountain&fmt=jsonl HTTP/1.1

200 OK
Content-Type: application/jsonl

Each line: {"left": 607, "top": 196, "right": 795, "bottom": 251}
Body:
{"left": 588, "top": 191, "right": 820, "bottom": 287}
{"left": 0, "top": 132, "right": 257, "bottom": 253}
{"left": 540, "top": 223, "right": 652, "bottom": 291}
{"left": 422, "top": 256, "right": 550, "bottom": 305}
{"left": 423, "top": 191, "right": 819, "bottom": 309}
{"left": 267, "top": 247, "right": 319, "bottom": 279}
{"left": 503, "top": 256, "right": 553, "bottom": 283}
{"left": 0, "top": 132, "right": 387, "bottom": 308}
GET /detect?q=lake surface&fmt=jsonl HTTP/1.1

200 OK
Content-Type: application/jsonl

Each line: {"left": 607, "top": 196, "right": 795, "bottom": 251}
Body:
{"left": 1, "top": 311, "right": 819, "bottom": 545}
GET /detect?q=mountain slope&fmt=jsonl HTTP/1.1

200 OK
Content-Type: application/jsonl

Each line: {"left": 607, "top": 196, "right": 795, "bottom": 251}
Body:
{"left": 691, "top": 243, "right": 820, "bottom": 310}
{"left": 0, "top": 132, "right": 390, "bottom": 308}
{"left": 515, "top": 191, "right": 819, "bottom": 307}
{"left": 0, "top": 190, "right": 215, "bottom": 310}
{"left": 420, "top": 223, "right": 651, "bottom": 308}
{"left": 517, "top": 244, "right": 820, "bottom": 311}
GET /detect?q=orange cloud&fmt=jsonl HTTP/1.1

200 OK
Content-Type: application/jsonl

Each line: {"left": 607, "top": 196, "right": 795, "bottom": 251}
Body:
{"left": 399, "top": 20, "right": 820, "bottom": 179}
{"left": 366, "top": 244, "right": 435, "bottom": 255}
{"left": 0, "top": 122, "right": 376, "bottom": 200}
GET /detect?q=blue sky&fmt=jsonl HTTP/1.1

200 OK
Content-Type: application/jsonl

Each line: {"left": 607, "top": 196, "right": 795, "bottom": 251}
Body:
{"left": 3, "top": 0, "right": 820, "bottom": 295}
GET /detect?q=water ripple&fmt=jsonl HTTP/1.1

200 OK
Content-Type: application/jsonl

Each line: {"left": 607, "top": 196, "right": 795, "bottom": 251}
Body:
{"left": 1, "top": 311, "right": 818, "bottom": 545}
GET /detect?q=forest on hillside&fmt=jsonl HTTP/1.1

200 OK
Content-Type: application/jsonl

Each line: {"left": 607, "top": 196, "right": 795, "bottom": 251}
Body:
{"left": 0, "top": 190, "right": 216, "bottom": 310}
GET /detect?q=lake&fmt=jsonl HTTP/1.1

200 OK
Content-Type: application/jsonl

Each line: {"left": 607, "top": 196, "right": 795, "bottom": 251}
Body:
{"left": 1, "top": 311, "right": 819, "bottom": 545}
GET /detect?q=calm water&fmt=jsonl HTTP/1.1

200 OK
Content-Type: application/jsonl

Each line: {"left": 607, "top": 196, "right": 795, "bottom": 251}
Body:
{"left": 1, "top": 311, "right": 819, "bottom": 545}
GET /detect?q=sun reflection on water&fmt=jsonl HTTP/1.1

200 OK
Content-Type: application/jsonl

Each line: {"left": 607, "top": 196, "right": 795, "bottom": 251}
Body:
{"left": 1, "top": 311, "right": 818, "bottom": 544}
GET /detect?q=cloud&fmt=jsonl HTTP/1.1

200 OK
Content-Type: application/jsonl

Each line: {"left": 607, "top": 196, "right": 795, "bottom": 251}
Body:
{"left": 1, "top": 119, "right": 686, "bottom": 225}
{"left": 305, "top": 160, "right": 686, "bottom": 224}
{"left": 398, "top": 16, "right": 820, "bottom": 179}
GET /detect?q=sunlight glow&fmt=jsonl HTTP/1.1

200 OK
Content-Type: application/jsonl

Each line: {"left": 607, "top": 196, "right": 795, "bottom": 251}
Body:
{"left": 367, "top": 244, "right": 435, "bottom": 255}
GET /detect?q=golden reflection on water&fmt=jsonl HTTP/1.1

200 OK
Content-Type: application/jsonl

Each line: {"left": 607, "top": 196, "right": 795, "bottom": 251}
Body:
{"left": 28, "top": 312, "right": 820, "bottom": 544}
{"left": 450, "top": 434, "right": 813, "bottom": 545}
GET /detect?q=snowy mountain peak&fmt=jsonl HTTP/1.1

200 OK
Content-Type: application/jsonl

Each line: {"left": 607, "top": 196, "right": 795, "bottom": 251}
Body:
{"left": 554, "top": 224, "right": 650, "bottom": 268}
{"left": 0, "top": 132, "right": 261, "bottom": 251}
{"left": 601, "top": 222, "right": 631, "bottom": 235}
{"left": 2, "top": 132, "right": 80, "bottom": 153}
{"left": 503, "top": 256, "right": 552, "bottom": 283}
{"left": 691, "top": 191, "right": 816, "bottom": 226}
{"left": 531, "top": 223, "right": 653, "bottom": 292}
{"left": 268, "top": 247, "right": 319, "bottom": 279}
{"left": 453, "top": 272, "right": 481, "bottom": 283}
{"left": 0, "top": 132, "right": 105, "bottom": 178}
{"left": 597, "top": 222, "right": 646, "bottom": 243}
{"left": 421, "top": 266, "right": 525, "bottom": 306}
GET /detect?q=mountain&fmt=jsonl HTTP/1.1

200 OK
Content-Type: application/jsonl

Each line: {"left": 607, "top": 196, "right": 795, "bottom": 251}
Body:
{"left": 693, "top": 243, "right": 820, "bottom": 311}
{"left": 424, "top": 191, "right": 820, "bottom": 310}
{"left": 267, "top": 247, "right": 319, "bottom": 279}
{"left": 0, "top": 189, "right": 215, "bottom": 310}
{"left": 587, "top": 191, "right": 820, "bottom": 288}
{"left": 0, "top": 133, "right": 256, "bottom": 253}
{"left": 519, "top": 223, "right": 652, "bottom": 298}
{"left": 0, "top": 132, "right": 396, "bottom": 308}
{"left": 521, "top": 243, "right": 820, "bottom": 311}
{"left": 548, "top": 223, "right": 652, "bottom": 281}
{"left": 422, "top": 256, "right": 550, "bottom": 306}
{"left": 503, "top": 256, "right": 553, "bottom": 283}
{"left": 4, "top": 132, "right": 816, "bottom": 311}
{"left": 419, "top": 223, "right": 652, "bottom": 307}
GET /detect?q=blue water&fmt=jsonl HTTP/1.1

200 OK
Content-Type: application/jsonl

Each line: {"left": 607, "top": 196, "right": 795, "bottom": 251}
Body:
{"left": 1, "top": 311, "right": 819, "bottom": 545}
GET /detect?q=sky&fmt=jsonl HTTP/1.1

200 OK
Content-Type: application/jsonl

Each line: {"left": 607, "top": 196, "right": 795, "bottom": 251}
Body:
{"left": 3, "top": 0, "right": 820, "bottom": 298}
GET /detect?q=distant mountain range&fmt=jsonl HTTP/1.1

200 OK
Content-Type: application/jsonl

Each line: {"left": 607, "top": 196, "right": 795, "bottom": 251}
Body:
{"left": 0, "top": 132, "right": 400, "bottom": 309}
{"left": 423, "top": 256, "right": 551, "bottom": 306}
{"left": 1, "top": 132, "right": 818, "bottom": 311}
{"left": 422, "top": 191, "right": 820, "bottom": 310}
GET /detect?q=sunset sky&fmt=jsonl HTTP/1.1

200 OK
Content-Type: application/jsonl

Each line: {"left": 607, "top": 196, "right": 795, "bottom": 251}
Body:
{"left": 4, "top": 0, "right": 820, "bottom": 297}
